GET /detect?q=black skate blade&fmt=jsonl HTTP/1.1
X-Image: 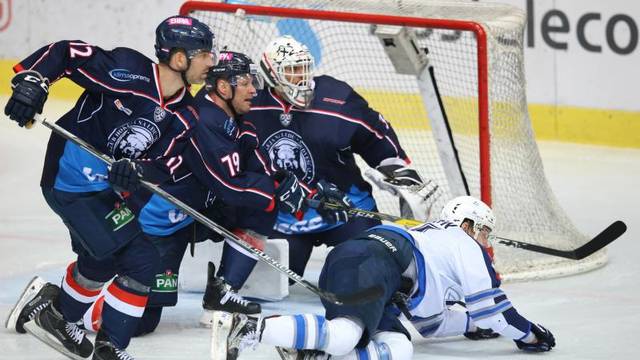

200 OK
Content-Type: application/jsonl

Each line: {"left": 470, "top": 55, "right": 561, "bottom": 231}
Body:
{"left": 23, "top": 320, "right": 90, "bottom": 360}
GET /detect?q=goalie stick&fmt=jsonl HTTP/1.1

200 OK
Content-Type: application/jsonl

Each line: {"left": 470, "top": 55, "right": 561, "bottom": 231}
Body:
{"left": 319, "top": 202, "right": 626, "bottom": 260}
{"left": 33, "top": 114, "right": 383, "bottom": 306}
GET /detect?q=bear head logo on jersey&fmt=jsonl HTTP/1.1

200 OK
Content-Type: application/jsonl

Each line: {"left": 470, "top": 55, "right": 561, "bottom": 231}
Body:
{"left": 263, "top": 130, "right": 314, "bottom": 183}
{"left": 107, "top": 118, "right": 161, "bottom": 159}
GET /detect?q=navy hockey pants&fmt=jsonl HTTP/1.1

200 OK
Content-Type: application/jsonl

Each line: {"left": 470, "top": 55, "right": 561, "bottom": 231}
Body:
{"left": 318, "top": 229, "right": 414, "bottom": 346}
{"left": 284, "top": 215, "right": 381, "bottom": 281}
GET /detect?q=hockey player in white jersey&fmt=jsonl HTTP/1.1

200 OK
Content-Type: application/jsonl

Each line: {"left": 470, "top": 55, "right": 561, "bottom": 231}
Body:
{"left": 211, "top": 196, "right": 556, "bottom": 359}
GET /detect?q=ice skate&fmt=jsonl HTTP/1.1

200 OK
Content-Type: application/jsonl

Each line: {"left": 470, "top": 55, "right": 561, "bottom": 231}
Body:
{"left": 24, "top": 302, "right": 93, "bottom": 359}
{"left": 200, "top": 262, "right": 261, "bottom": 327}
{"left": 210, "top": 312, "right": 262, "bottom": 360}
{"left": 5, "top": 276, "right": 60, "bottom": 333}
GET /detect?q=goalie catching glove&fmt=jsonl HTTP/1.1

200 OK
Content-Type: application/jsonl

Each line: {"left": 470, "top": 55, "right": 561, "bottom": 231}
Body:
{"left": 366, "top": 158, "right": 440, "bottom": 221}
{"left": 4, "top": 70, "right": 49, "bottom": 128}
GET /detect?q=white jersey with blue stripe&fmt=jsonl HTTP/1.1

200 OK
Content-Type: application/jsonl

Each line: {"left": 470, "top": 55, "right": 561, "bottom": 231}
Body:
{"left": 406, "top": 221, "right": 533, "bottom": 341}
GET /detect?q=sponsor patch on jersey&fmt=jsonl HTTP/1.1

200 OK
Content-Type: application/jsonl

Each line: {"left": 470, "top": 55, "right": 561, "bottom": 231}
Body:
{"left": 168, "top": 209, "right": 188, "bottom": 224}
{"left": 106, "top": 118, "right": 161, "bottom": 158}
{"left": 108, "top": 68, "right": 150, "bottom": 83}
{"left": 153, "top": 106, "right": 167, "bottom": 122}
{"left": 153, "top": 270, "right": 178, "bottom": 293}
{"left": 263, "top": 130, "right": 314, "bottom": 183}
{"left": 322, "top": 97, "right": 345, "bottom": 105}
{"left": 223, "top": 117, "right": 237, "bottom": 138}
{"left": 114, "top": 99, "right": 132, "bottom": 116}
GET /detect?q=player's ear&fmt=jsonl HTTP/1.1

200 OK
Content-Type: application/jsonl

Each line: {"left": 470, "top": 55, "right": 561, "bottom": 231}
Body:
{"left": 169, "top": 50, "right": 188, "bottom": 71}
{"left": 216, "top": 79, "right": 230, "bottom": 99}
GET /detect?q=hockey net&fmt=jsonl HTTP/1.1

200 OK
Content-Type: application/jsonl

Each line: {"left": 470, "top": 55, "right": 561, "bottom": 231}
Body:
{"left": 180, "top": 0, "right": 606, "bottom": 280}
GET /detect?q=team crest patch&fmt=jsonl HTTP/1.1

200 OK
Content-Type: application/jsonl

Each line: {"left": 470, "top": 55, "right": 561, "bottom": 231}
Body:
{"left": 263, "top": 130, "right": 314, "bottom": 183}
{"left": 154, "top": 106, "right": 167, "bottom": 122}
{"left": 279, "top": 112, "right": 293, "bottom": 127}
{"left": 106, "top": 118, "right": 161, "bottom": 158}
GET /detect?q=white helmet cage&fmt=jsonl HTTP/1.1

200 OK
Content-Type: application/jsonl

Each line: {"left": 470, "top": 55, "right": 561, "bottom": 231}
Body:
{"left": 259, "top": 35, "right": 315, "bottom": 108}
{"left": 440, "top": 196, "right": 496, "bottom": 234}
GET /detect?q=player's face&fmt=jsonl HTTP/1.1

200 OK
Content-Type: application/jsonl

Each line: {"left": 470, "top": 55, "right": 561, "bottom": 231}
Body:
{"left": 231, "top": 74, "right": 258, "bottom": 115}
{"left": 283, "top": 64, "right": 306, "bottom": 87}
{"left": 186, "top": 51, "right": 216, "bottom": 84}
{"left": 475, "top": 226, "right": 492, "bottom": 248}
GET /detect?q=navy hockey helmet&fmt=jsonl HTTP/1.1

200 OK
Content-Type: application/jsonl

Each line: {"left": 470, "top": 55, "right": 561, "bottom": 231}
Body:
{"left": 206, "top": 51, "right": 263, "bottom": 90}
{"left": 155, "top": 15, "right": 216, "bottom": 62}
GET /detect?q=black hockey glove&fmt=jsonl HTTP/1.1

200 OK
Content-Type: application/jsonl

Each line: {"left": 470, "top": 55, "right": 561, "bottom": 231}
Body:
{"left": 108, "top": 158, "right": 144, "bottom": 192}
{"left": 376, "top": 164, "right": 424, "bottom": 187}
{"left": 464, "top": 327, "right": 501, "bottom": 340}
{"left": 315, "top": 179, "right": 354, "bottom": 208}
{"left": 514, "top": 323, "right": 556, "bottom": 352}
{"left": 273, "top": 170, "right": 305, "bottom": 214}
{"left": 310, "top": 179, "right": 353, "bottom": 225}
{"left": 4, "top": 70, "right": 49, "bottom": 127}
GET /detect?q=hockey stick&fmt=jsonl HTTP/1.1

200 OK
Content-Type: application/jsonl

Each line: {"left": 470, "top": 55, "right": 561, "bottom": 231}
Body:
{"left": 33, "top": 115, "right": 382, "bottom": 306}
{"left": 320, "top": 202, "right": 626, "bottom": 260}
{"left": 493, "top": 220, "right": 626, "bottom": 260}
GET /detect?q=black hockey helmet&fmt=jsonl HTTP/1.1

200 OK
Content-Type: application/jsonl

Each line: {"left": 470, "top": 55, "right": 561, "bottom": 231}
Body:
{"left": 155, "top": 15, "right": 216, "bottom": 62}
{"left": 206, "top": 51, "right": 263, "bottom": 90}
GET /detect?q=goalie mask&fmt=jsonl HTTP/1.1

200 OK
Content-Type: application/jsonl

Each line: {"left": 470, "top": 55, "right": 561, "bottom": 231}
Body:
{"left": 259, "top": 36, "right": 315, "bottom": 108}
{"left": 441, "top": 196, "right": 496, "bottom": 234}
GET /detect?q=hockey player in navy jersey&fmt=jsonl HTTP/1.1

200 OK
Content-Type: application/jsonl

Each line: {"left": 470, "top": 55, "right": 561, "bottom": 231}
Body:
{"left": 3, "top": 15, "right": 217, "bottom": 360}
{"left": 244, "top": 35, "right": 434, "bottom": 280}
{"left": 213, "top": 196, "right": 556, "bottom": 359}
{"left": 111, "top": 50, "right": 293, "bottom": 333}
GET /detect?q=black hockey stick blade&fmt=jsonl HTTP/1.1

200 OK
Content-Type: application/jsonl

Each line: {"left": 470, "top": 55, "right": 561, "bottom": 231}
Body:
{"left": 494, "top": 220, "right": 626, "bottom": 260}
{"left": 317, "top": 285, "right": 385, "bottom": 306}
{"left": 572, "top": 220, "right": 626, "bottom": 259}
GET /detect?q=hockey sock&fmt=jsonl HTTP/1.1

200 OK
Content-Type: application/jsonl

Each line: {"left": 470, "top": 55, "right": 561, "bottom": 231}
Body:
{"left": 217, "top": 239, "right": 258, "bottom": 289}
{"left": 59, "top": 262, "right": 103, "bottom": 322}
{"left": 261, "top": 315, "right": 363, "bottom": 356}
{"left": 332, "top": 332, "right": 412, "bottom": 360}
{"left": 100, "top": 276, "right": 149, "bottom": 349}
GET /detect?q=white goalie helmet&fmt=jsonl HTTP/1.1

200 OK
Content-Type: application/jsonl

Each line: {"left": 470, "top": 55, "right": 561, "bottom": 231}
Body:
{"left": 440, "top": 195, "right": 496, "bottom": 233}
{"left": 259, "top": 35, "right": 315, "bottom": 108}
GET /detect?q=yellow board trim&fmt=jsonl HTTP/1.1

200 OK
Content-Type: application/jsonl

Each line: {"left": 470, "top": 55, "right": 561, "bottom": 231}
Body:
{"left": 2, "top": 59, "right": 639, "bottom": 148}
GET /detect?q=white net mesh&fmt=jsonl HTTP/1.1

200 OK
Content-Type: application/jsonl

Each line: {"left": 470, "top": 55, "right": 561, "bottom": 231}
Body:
{"left": 184, "top": 0, "right": 606, "bottom": 280}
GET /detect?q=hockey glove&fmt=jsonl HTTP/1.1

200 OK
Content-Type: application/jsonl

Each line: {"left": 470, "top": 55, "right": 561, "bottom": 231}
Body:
{"left": 464, "top": 328, "right": 501, "bottom": 340}
{"left": 315, "top": 179, "right": 354, "bottom": 209}
{"left": 4, "top": 70, "right": 49, "bottom": 127}
{"left": 108, "top": 158, "right": 144, "bottom": 192}
{"left": 273, "top": 170, "right": 305, "bottom": 214}
{"left": 515, "top": 323, "right": 556, "bottom": 352}
{"left": 307, "top": 180, "right": 353, "bottom": 225}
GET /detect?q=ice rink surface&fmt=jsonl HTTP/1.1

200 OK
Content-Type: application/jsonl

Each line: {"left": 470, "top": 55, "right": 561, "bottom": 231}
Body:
{"left": 0, "top": 98, "right": 638, "bottom": 359}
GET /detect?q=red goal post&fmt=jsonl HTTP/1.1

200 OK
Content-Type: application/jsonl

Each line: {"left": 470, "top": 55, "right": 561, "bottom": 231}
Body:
{"left": 179, "top": 0, "right": 606, "bottom": 280}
